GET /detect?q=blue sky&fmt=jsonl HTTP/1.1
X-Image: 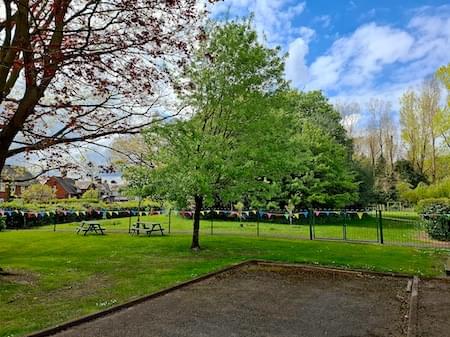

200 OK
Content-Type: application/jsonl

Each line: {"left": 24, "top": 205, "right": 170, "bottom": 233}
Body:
{"left": 210, "top": 1, "right": 450, "bottom": 110}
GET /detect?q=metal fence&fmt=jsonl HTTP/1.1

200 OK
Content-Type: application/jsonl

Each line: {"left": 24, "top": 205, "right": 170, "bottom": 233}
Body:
{"left": 171, "top": 209, "right": 449, "bottom": 248}
{"left": 4, "top": 207, "right": 449, "bottom": 248}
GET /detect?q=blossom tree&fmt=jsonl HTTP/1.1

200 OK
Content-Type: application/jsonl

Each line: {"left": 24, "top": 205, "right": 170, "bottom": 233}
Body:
{"left": 0, "top": 0, "right": 209, "bottom": 176}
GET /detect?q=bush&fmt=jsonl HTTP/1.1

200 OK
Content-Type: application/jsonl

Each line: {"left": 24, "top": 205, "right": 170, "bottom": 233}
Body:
{"left": 82, "top": 189, "right": 100, "bottom": 200}
{"left": 417, "top": 198, "right": 450, "bottom": 213}
{"left": 0, "top": 217, "right": 6, "bottom": 231}
{"left": 22, "top": 184, "right": 55, "bottom": 203}
{"left": 422, "top": 202, "right": 450, "bottom": 241}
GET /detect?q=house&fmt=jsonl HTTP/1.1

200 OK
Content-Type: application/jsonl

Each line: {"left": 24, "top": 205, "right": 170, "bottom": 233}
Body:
{"left": 0, "top": 165, "right": 34, "bottom": 201}
{"left": 45, "top": 176, "right": 82, "bottom": 199}
{"left": 74, "top": 177, "right": 128, "bottom": 202}
{"left": 75, "top": 179, "right": 112, "bottom": 200}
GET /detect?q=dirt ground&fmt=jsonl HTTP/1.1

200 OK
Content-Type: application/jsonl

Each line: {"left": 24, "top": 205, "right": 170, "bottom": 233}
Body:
{"left": 418, "top": 278, "right": 450, "bottom": 337}
{"left": 51, "top": 264, "right": 411, "bottom": 337}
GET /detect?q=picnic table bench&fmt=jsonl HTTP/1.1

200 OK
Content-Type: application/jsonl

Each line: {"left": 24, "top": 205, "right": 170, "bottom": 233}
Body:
{"left": 76, "top": 221, "right": 106, "bottom": 236}
{"left": 131, "top": 222, "right": 165, "bottom": 236}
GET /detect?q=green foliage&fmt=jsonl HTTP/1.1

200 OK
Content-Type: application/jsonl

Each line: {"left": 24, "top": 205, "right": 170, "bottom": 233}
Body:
{"left": 436, "top": 63, "right": 450, "bottom": 107}
{"left": 281, "top": 90, "right": 352, "bottom": 153}
{"left": 351, "top": 159, "right": 376, "bottom": 207}
{"left": 21, "top": 184, "right": 55, "bottom": 203}
{"left": 422, "top": 202, "right": 450, "bottom": 241}
{"left": 0, "top": 216, "right": 5, "bottom": 231}
{"left": 399, "top": 177, "right": 450, "bottom": 204}
{"left": 0, "top": 198, "right": 160, "bottom": 211}
{"left": 125, "top": 21, "right": 358, "bottom": 215}
{"left": 82, "top": 189, "right": 100, "bottom": 200}
{"left": 395, "top": 159, "right": 428, "bottom": 188}
{"left": 416, "top": 198, "right": 450, "bottom": 213}
{"left": 234, "top": 201, "right": 244, "bottom": 212}
{"left": 277, "top": 121, "right": 358, "bottom": 208}
{"left": 125, "top": 20, "right": 289, "bottom": 212}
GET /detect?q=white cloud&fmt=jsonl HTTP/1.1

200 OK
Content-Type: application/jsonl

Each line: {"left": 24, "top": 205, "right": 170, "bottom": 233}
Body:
{"left": 285, "top": 26, "right": 316, "bottom": 87}
{"left": 285, "top": 38, "right": 310, "bottom": 87}
{"left": 211, "top": 1, "right": 450, "bottom": 122}
{"left": 211, "top": 0, "right": 307, "bottom": 46}
{"left": 307, "top": 23, "right": 414, "bottom": 90}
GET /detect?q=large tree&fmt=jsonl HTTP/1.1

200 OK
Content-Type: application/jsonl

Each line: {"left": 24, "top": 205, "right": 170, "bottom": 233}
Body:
{"left": 0, "top": 0, "right": 207, "bottom": 175}
{"left": 125, "top": 21, "right": 290, "bottom": 249}
{"left": 273, "top": 90, "right": 358, "bottom": 208}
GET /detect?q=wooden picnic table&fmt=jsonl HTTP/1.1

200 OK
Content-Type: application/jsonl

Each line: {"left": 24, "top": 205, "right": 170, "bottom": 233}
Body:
{"left": 131, "top": 222, "right": 165, "bottom": 236}
{"left": 76, "top": 221, "right": 106, "bottom": 236}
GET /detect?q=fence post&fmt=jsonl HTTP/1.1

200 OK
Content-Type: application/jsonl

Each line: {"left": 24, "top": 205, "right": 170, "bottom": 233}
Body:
{"left": 53, "top": 214, "right": 57, "bottom": 232}
{"left": 210, "top": 213, "right": 213, "bottom": 235}
{"left": 309, "top": 209, "right": 314, "bottom": 240}
{"left": 128, "top": 211, "right": 132, "bottom": 234}
{"left": 378, "top": 209, "right": 384, "bottom": 244}
{"left": 257, "top": 210, "right": 260, "bottom": 237}
{"left": 168, "top": 209, "right": 172, "bottom": 234}
{"left": 343, "top": 211, "right": 347, "bottom": 241}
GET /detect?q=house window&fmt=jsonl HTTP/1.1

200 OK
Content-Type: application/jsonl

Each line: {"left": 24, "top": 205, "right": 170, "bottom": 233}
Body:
{"left": 10, "top": 185, "right": 16, "bottom": 193}
{"left": 0, "top": 182, "right": 5, "bottom": 192}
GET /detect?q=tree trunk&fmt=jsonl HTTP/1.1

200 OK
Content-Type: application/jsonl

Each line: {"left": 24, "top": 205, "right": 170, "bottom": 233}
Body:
{"left": 431, "top": 134, "right": 437, "bottom": 183}
{"left": 0, "top": 145, "right": 7, "bottom": 176}
{"left": 191, "top": 195, "right": 203, "bottom": 250}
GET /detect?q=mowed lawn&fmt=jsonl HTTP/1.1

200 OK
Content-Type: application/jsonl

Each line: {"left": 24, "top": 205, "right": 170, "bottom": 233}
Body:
{"left": 0, "top": 221, "right": 448, "bottom": 336}
{"left": 30, "top": 211, "right": 439, "bottom": 246}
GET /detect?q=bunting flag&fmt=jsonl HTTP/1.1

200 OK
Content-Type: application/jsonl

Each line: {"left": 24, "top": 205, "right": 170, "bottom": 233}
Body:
{"left": 200, "top": 211, "right": 205, "bottom": 216}
{"left": 284, "top": 213, "right": 289, "bottom": 220}
{"left": 267, "top": 213, "right": 272, "bottom": 219}
{"left": 114, "top": 211, "right": 119, "bottom": 215}
{"left": 302, "top": 211, "right": 309, "bottom": 218}
{"left": 314, "top": 210, "right": 321, "bottom": 217}
{"left": 357, "top": 212, "right": 364, "bottom": 220}
{"left": 46, "top": 211, "right": 51, "bottom": 216}
{"left": 215, "top": 210, "right": 221, "bottom": 215}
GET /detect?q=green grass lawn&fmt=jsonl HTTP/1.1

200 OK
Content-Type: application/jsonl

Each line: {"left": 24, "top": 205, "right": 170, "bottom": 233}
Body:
{"left": 0, "top": 226, "right": 448, "bottom": 337}
{"left": 31, "top": 212, "right": 439, "bottom": 247}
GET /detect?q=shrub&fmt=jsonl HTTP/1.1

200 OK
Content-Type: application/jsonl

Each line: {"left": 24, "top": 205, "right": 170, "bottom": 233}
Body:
{"left": 22, "top": 184, "right": 55, "bottom": 203}
{"left": 0, "top": 217, "right": 6, "bottom": 231}
{"left": 417, "top": 198, "right": 450, "bottom": 213}
{"left": 422, "top": 202, "right": 450, "bottom": 241}
{"left": 82, "top": 189, "right": 100, "bottom": 200}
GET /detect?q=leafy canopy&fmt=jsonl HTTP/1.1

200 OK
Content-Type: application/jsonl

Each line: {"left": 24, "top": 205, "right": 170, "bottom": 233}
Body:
{"left": 125, "top": 20, "right": 290, "bottom": 208}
